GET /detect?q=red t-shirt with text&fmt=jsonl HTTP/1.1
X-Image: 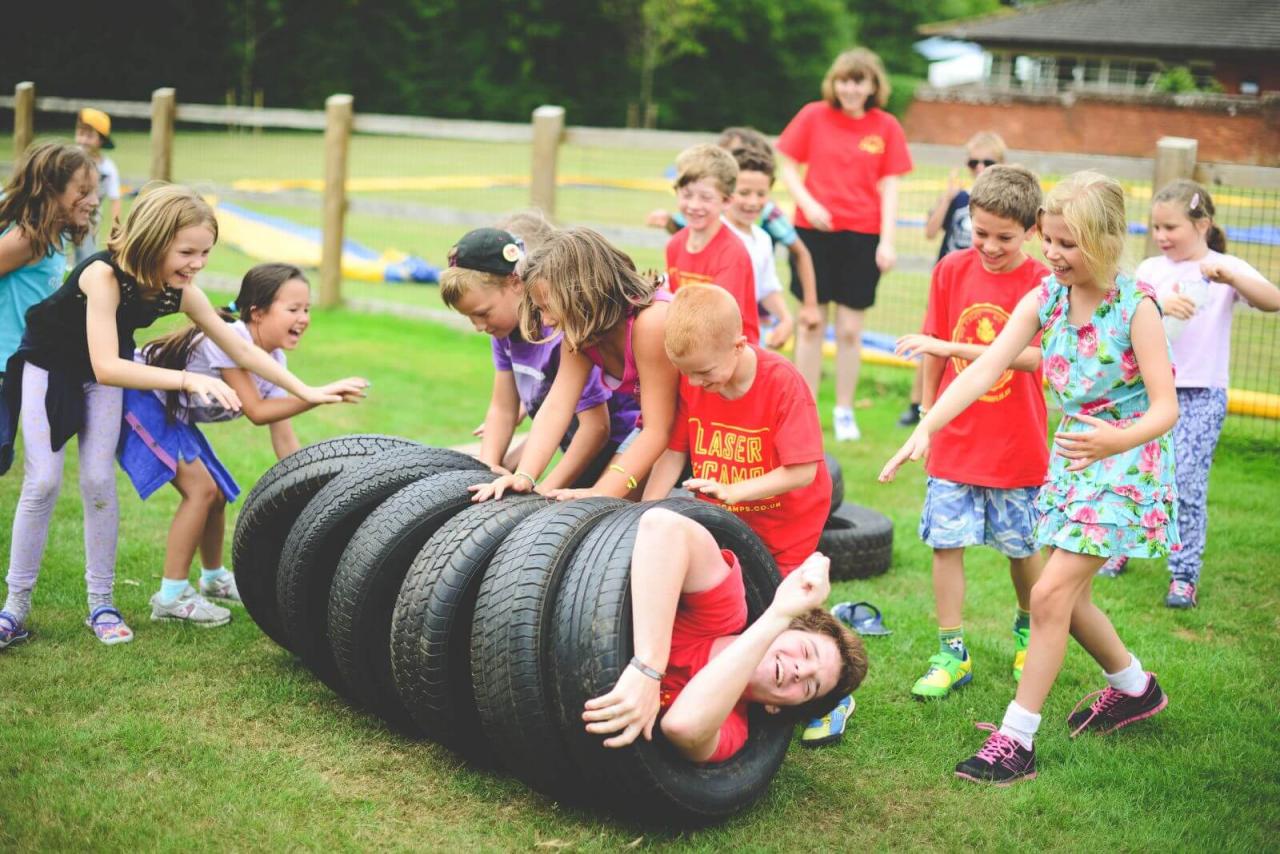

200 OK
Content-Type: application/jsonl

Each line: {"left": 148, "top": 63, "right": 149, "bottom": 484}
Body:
{"left": 667, "top": 224, "right": 760, "bottom": 343}
{"left": 775, "top": 102, "right": 912, "bottom": 234}
{"left": 669, "top": 346, "right": 830, "bottom": 572}
{"left": 660, "top": 549, "right": 750, "bottom": 763}
{"left": 923, "top": 249, "right": 1050, "bottom": 488}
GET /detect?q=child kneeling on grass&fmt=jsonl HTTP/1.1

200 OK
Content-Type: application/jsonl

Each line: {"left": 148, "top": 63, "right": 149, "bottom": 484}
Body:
{"left": 641, "top": 284, "right": 852, "bottom": 747}
{"left": 583, "top": 511, "right": 866, "bottom": 763}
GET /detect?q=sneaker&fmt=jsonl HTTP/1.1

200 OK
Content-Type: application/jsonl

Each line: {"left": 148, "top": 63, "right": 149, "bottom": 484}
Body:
{"left": 0, "top": 611, "right": 30, "bottom": 649}
{"left": 1067, "top": 672, "right": 1168, "bottom": 737}
{"left": 1097, "top": 555, "right": 1128, "bottom": 578}
{"left": 897, "top": 403, "right": 921, "bottom": 427}
{"left": 85, "top": 606, "right": 134, "bottom": 645}
{"left": 911, "top": 651, "right": 973, "bottom": 700}
{"left": 1165, "top": 579, "right": 1197, "bottom": 609}
{"left": 1012, "top": 623, "right": 1030, "bottom": 683}
{"left": 954, "top": 723, "right": 1037, "bottom": 786}
{"left": 199, "top": 571, "right": 241, "bottom": 603}
{"left": 833, "top": 407, "right": 861, "bottom": 442}
{"left": 801, "top": 694, "right": 854, "bottom": 747}
{"left": 150, "top": 585, "right": 231, "bottom": 627}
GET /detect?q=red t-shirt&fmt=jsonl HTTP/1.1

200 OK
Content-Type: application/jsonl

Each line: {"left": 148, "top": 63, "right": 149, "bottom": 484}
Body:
{"left": 775, "top": 102, "right": 912, "bottom": 234}
{"left": 660, "top": 549, "right": 750, "bottom": 763}
{"left": 922, "top": 249, "right": 1050, "bottom": 488}
{"left": 669, "top": 346, "right": 831, "bottom": 572}
{"left": 666, "top": 224, "right": 760, "bottom": 344}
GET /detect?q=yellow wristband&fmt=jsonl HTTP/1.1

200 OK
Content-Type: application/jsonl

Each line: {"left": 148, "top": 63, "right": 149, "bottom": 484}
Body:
{"left": 609, "top": 463, "right": 638, "bottom": 491}
{"left": 513, "top": 470, "right": 536, "bottom": 487}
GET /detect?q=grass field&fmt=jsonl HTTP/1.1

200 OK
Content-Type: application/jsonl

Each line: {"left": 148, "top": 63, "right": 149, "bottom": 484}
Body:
{"left": 2, "top": 303, "right": 1278, "bottom": 850}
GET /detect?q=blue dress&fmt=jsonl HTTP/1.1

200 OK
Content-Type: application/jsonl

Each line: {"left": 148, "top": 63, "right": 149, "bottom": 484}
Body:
{"left": 1034, "top": 273, "right": 1180, "bottom": 558}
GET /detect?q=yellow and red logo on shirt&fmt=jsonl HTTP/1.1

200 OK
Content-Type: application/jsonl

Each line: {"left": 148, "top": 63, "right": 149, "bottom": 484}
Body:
{"left": 668, "top": 267, "right": 715, "bottom": 290}
{"left": 951, "top": 302, "right": 1014, "bottom": 403}
{"left": 689, "top": 418, "right": 780, "bottom": 511}
{"left": 858, "top": 135, "right": 885, "bottom": 155}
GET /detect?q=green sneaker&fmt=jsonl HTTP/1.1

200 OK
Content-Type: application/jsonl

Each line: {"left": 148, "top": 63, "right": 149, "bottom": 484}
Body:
{"left": 911, "top": 651, "right": 972, "bottom": 700}
{"left": 801, "top": 694, "right": 854, "bottom": 747}
{"left": 1013, "top": 623, "right": 1030, "bottom": 683}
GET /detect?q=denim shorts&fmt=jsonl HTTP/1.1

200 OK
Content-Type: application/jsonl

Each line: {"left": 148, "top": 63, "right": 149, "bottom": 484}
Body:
{"left": 616, "top": 425, "right": 642, "bottom": 455}
{"left": 919, "top": 477, "right": 1040, "bottom": 558}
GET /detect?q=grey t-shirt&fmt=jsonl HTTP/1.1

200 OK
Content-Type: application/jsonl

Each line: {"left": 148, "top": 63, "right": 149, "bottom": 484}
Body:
{"left": 150, "top": 320, "right": 288, "bottom": 423}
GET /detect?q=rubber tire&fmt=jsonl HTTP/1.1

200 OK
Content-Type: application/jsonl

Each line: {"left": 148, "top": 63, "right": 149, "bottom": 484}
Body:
{"left": 389, "top": 494, "right": 548, "bottom": 755}
{"left": 470, "top": 497, "right": 628, "bottom": 795}
{"left": 820, "top": 503, "right": 894, "bottom": 581}
{"left": 232, "top": 435, "right": 424, "bottom": 650}
{"left": 549, "top": 497, "right": 789, "bottom": 825}
{"left": 327, "top": 469, "right": 496, "bottom": 730}
{"left": 275, "top": 446, "right": 487, "bottom": 695}
{"left": 826, "top": 453, "right": 844, "bottom": 518}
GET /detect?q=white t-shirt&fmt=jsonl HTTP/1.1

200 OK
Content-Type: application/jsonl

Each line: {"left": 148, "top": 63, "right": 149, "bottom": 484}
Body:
{"left": 97, "top": 155, "right": 121, "bottom": 201}
{"left": 1135, "top": 250, "right": 1263, "bottom": 389}
{"left": 150, "top": 320, "right": 288, "bottom": 422}
{"left": 724, "top": 217, "right": 782, "bottom": 303}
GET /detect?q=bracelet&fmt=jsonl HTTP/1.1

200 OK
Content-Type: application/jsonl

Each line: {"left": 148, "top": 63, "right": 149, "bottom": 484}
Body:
{"left": 609, "top": 463, "right": 638, "bottom": 491}
{"left": 512, "top": 470, "right": 536, "bottom": 487}
{"left": 629, "top": 656, "right": 664, "bottom": 681}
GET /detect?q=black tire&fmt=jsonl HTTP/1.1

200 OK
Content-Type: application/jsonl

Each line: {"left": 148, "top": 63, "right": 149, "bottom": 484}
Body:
{"left": 820, "top": 503, "right": 894, "bottom": 581}
{"left": 470, "top": 497, "right": 628, "bottom": 794}
{"left": 826, "top": 453, "right": 844, "bottom": 518}
{"left": 275, "top": 446, "right": 487, "bottom": 695}
{"left": 327, "top": 470, "right": 497, "bottom": 729}
{"left": 549, "top": 498, "right": 789, "bottom": 825}
{"left": 232, "top": 435, "right": 425, "bottom": 650}
{"left": 389, "top": 495, "right": 548, "bottom": 754}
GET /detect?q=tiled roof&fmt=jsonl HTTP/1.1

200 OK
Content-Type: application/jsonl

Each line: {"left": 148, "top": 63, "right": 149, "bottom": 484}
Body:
{"left": 925, "top": 0, "right": 1280, "bottom": 53}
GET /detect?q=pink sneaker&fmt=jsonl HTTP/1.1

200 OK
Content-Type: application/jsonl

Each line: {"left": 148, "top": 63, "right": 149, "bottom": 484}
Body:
{"left": 1068, "top": 673, "right": 1168, "bottom": 737}
{"left": 954, "top": 723, "right": 1036, "bottom": 785}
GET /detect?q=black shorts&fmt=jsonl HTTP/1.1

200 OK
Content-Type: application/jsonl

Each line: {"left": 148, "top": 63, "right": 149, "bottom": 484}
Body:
{"left": 790, "top": 228, "right": 881, "bottom": 310}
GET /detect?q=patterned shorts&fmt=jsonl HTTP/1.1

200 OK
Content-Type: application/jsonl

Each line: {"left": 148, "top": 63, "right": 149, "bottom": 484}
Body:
{"left": 919, "top": 477, "right": 1041, "bottom": 558}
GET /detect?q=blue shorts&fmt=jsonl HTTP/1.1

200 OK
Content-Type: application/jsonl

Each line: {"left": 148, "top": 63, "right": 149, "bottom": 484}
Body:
{"left": 116, "top": 388, "right": 240, "bottom": 503}
{"left": 919, "top": 477, "right": 1040, "bottom": 558}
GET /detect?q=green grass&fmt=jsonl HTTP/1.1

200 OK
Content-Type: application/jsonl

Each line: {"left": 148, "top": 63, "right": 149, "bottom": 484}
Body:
{"left": 2, "top": 305, "right": 1278, "bottom": 850}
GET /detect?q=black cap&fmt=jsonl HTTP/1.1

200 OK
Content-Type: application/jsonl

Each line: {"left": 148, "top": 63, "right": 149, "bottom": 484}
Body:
{"left": 448, "top": 228, "right": 523, "bottom": 275}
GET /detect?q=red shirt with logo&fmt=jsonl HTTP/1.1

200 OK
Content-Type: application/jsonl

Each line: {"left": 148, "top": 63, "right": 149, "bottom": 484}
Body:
{"left": 669, "top": 345, "right": 830, "bottom": 573}
{"left": 923, "top": 249, "right": 1050, "bottom": 488}
{"left": 666, "top": 224, "right": 760, "bottom": 344}
{"left": 661, "top": 549, "right": 750, "bottom": 763}
{"left": 776, "top": 102, "right": 912, "bottom": 234}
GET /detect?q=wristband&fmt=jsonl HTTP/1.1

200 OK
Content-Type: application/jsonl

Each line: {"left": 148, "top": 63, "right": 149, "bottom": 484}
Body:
{"left": 512, "top": 470, "right": 536, "bottom": 487}
{"left": 609, "top": 464, "right": 638, "bottom": 491}
{"left": 629, "top": 656, "right": 664, "bottom": 681}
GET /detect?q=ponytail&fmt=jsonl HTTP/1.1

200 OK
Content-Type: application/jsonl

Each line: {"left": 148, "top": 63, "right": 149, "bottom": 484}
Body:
{"left": 141, "top": 306, "right": 237, "bottom": 422}
{"left": 1206, "top": 224, "right": 1227, "bottom": 254}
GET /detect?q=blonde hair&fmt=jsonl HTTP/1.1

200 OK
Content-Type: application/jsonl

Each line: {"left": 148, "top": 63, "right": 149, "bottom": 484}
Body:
{"left": 1038, "top": 171, "right": 1128, "bottom": 285}
{"left": 665, "top": 285, "right": 742, "bottom": 360}
{"left": 1152, "top": 179, "right": 1226, "bottom": 253}
{"left": 496, "top": 209, "right": 557, "bottom": 263}
{"left": 966, "top": 130, "right": 1007, "bottom": 161}
{"left": 108, "top": 182, "right": 217, "bottom": 294}
{"left": 439, "top": 267, "right": 511, "bottom": 309}
{"left": 675, "top": 144, "right": 738, "bottom": 198}
{"left": 970, "top": 164, "right": 1042, "bottom": 229}
{"left": 519, "top": 227, "right": 658, "bottom": 350}
{"left": 821, "top": 48, "right": 891, "bottom": 111}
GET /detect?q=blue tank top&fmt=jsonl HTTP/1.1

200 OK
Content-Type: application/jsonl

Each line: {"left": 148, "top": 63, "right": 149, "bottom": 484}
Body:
{"left": 0, "top": 225, "right": 65, "bottom": 366}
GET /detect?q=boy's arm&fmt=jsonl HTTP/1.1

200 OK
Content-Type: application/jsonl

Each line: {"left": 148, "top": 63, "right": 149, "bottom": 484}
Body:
{"left": 642, "top": 448, "right": 689, "bottom": 501}
{"left": 924, "top": 171, "right": 961, "bottom": 240}
{"left": 684, "top": 462, "right": 817, "bottom": 506}
{"left": 479, "top": 370, "right": 521, "bottom": 472}
{"left": 786, "top": 239, "right": 821, "bottom": 330}
{"left": 920, "top": 353, "right": 944, "bottom": 410}
{"left": 537, "top": 402, "right": 611, "bottom": 491}
{"left": 761, "top": 291, "right": 794, "bottom": 350}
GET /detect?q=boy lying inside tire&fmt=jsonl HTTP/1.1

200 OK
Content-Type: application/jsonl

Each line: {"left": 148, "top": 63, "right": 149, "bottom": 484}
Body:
{"left": 582, "top": 507, "right": 867, "bottom": 762}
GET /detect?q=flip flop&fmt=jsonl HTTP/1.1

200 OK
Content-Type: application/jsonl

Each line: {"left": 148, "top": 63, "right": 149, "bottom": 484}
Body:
{"left": 831, "top": 601, "right": 892, "bottom": 636}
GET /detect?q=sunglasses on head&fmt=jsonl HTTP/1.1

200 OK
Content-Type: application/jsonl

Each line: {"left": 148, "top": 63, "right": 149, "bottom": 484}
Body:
{"left": 968, "top": 159, "right": 998, "bottom": 169}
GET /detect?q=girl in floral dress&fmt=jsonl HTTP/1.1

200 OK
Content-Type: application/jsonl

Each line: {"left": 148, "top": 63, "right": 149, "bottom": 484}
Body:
{"left": 880, "top": 171, "right": 1179, "bottom": 784}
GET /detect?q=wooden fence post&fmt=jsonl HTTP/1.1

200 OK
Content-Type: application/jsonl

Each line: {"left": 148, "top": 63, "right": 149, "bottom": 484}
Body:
{"left": 320, "top": 94, "right": 354, "bottom": 309}
{"left": 530, "top": 105, "right": 565, "bottom": 219}
{"left": 150, "top": 87, "right": 176, "bottom": 181}
{"left": 1147, "top": 136, "right": 1198, "bottom": 257}
{"left": 13, "top": 81, "right": 35, "bottom": 163}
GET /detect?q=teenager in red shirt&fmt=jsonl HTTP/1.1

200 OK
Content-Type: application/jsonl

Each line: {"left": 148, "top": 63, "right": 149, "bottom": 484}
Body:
{"left": 777, "top": 47, "right": 912, "bottom": 442}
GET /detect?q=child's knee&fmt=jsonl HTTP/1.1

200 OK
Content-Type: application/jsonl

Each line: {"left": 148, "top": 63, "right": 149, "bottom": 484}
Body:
{"left": 20, "top": 470, "right": 63, "bottom": 508}
{"left": 1029, "top": 575, "right": 1075, "bottom": 617}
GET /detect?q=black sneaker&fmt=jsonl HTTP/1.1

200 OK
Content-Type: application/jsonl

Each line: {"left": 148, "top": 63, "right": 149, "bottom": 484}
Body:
{"left": 897, "top": 403, "right": 921, "bottom": 427}
{"left": 954, "top": 723, "right": 1036, "bottom": 785}
{"left": 1067, "top": 673, "right": 1168, "bottom": 737}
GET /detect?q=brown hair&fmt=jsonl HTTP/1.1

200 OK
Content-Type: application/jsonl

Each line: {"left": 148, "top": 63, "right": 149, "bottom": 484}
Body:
{"left": 781, "top": 608, "right": 868, "bottom": 722}
{"left": 731, "top": 145, "right": 775, "bottom": 184}
{"left": 821, "top": 48, "right": 891, "bottom": 111}
{"left": 1152, "top": 179, "right": 1226, "bottom": 253}
{"left": 0, "top": 141, "right": 96, "bottom": 261}
{"left": 665, "top": 284, "right": 742, "bottom": 360}
{"left": 108, "top": 182, "right": 218, "bottom": 296}
{"left": 970, "top": 164, "right": 1043, "bottom": 229}
{"left": 674, "top": 144, "right": 738, "bottom": 198}
{"left": 1038, "top": 171, "right": 1128, "bottom": 286}
{"left": 716, "top": 126, "right": 770, "bottom": 152}
{"left": 519, "top": 227, "right": 659, "bottom": 350}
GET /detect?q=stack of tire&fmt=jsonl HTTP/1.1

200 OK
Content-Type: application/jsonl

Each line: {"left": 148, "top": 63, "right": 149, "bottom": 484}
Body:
{"left": 231, "top": 435, "right": 799, "bottom": 825}
{"left": 819, "top": 453, "right": 893, "bottom": 580}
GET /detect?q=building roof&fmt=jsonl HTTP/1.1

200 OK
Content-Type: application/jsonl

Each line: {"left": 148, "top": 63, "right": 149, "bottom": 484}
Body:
{"left": 923, "top": 0, "right": 1280, "bottom": 54}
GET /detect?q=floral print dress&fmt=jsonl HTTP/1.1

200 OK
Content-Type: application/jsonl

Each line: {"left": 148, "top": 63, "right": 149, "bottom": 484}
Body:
{"left": 1035, "top": 273, "right": 1180, "bottom": 558}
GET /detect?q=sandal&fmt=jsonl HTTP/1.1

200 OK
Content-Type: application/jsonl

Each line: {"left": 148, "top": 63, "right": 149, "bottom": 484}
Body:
{"left": 86, "top": 606, "right": 134, "bottom": 645}
{"left": 831, "top": 601, "right": 892, "bottom": 636}
{"left": 0, "top": 610, "right": 30, "bottom": 649}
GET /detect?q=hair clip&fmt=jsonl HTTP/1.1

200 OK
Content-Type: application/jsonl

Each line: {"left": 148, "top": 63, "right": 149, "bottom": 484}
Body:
{"left": 227, "top": 299, "right": 238, "bottom": 312}
{"left": 1189, "top": 192, "right": 1201, "bottom": 211}
{"left": 447, "top": 246, "right": 459, "bottom": 267}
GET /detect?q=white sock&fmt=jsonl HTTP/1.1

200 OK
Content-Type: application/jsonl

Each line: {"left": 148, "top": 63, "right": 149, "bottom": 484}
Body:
{"left": 998, "top": 700, "right": 1041, "bottom": 751}
{"left": 1104, "top": 654, "right": 1147, "bottom": 694}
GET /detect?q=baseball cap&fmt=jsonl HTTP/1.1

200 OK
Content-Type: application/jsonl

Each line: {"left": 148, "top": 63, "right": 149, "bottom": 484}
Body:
{"left": 448, "top": 228, "right": 524, "bottom": 275}
{"left": 77, "top": 108, "right": 115, "bottom": 149}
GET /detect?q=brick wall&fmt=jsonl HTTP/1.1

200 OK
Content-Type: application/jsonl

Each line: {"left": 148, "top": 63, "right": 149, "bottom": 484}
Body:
{"left": 904, "top": 88, "right": 1280, "bottom": 166}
